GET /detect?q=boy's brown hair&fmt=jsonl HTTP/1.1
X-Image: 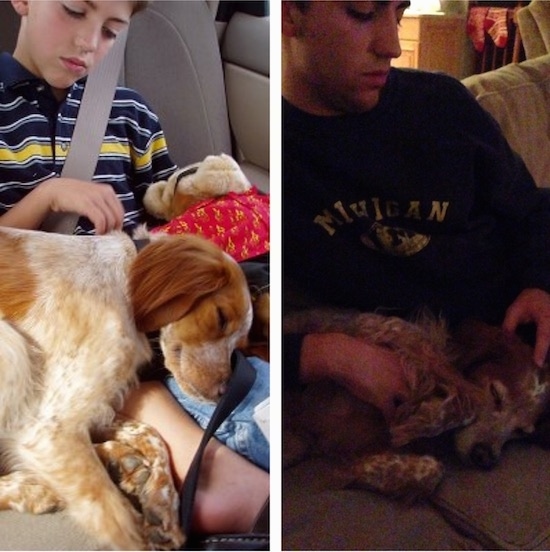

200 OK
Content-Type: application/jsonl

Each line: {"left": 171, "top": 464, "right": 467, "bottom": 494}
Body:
{"left": 132, "top": 1, "right": 148, "bottom": 15}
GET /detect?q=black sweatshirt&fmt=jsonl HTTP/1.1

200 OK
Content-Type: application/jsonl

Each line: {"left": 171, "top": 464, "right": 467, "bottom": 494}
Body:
{"left": 283, "top": 68, "right": 550, "bottom": 386}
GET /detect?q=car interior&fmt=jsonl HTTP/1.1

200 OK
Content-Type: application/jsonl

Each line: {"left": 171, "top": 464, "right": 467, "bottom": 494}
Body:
{"left": 0, "top": 1, "right": 269, "bottom": 548}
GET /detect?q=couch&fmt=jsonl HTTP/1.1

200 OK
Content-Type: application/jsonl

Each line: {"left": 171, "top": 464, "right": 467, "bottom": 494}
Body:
{"left": 283, "top": 55, "right": 550, "bottom": 550}
{"left": 517, "top": 0, "right": 550, "bottom": 60}
{"left": 462, "top": 53, "right": 550, "bottom": 189}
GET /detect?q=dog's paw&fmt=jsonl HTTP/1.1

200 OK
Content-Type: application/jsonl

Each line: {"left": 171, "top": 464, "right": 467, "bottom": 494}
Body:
{"left": 139, "top": 452, "right": 185, "bottom": 550}
{"left": 95, "top": 440, "right": 185, "bottom": 550}
{"left": 350, "top": 452, "right": 444, "bottom": 500}
{"left": 0, "top": 471, "right": 63, "bottom": 514}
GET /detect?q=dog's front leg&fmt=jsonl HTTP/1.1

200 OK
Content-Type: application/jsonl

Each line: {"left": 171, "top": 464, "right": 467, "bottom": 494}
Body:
{"left": 0, "top": 471, "right": 63, "bottom": 514}
{"left": 93, "top": 419, "right": 185, "bottom": 550}
{"left": 350, "top": 452, "right": 444, "bottom": 499}
{"left": 19, "top": 425, "right": 146, "bottom": 551}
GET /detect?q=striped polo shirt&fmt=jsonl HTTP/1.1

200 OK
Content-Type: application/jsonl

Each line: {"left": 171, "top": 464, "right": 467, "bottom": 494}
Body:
{"left": 0, "top": 52, "right": 177, "bottom": 235}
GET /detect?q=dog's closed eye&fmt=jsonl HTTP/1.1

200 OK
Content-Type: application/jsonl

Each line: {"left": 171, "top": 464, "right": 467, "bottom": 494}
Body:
{"left": 217, "top": 307, "right": 228, "bottom": 333}
{"left": 171, "top": 344, "right": 182, "bottom": 357}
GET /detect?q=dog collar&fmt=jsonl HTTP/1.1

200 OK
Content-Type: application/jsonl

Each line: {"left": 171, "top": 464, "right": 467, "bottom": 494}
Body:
{"left": 132, "top": 238, "right": 150, "bottom": 252}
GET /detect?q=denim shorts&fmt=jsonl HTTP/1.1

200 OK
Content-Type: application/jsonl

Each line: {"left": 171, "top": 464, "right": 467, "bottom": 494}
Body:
{"left": 164, "top": 356, "right": 270, "bottom": 471}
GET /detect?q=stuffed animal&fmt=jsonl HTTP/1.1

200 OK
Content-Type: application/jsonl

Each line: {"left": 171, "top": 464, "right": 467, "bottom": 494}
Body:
{"left": 144, "top": 153, "right": 269, "bottom": 263}
{"left": 144, "top": 153, "right": 270, "bottom": 360}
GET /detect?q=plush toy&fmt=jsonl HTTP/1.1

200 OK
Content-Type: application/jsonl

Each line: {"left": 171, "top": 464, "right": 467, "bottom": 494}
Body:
{"left": 144, "top": 153, "right": 270, "bottom": 360}
{"left": 144, "top": 153, "right": 269, "bottom": 263}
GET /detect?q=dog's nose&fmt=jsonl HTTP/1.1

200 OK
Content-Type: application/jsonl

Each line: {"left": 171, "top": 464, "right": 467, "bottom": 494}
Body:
{"left": 470, "top": 443, "right": 498, "bottom": 469}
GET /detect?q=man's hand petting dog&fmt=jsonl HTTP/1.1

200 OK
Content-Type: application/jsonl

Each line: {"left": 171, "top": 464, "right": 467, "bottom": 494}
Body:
{"left": 300, "top": 332, "right": 408, "bottom": 422}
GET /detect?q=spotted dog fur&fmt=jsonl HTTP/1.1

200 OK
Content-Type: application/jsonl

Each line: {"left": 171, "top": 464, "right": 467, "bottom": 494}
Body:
{"left": 0, "top": 227, "right": 251, "bottom": 550}
{"left": 0, "top": 418, "right": 183, "bottom": 550}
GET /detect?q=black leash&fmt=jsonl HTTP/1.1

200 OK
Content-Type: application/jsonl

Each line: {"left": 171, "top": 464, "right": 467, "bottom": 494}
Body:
{"left": 179, "top": 350, "right": 257, "bottom": 535}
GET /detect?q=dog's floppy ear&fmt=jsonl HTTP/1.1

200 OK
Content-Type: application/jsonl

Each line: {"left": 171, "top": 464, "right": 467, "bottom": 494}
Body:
{"left": 451, "top": 319, "right": 508, "bottom": 376}
{"left": 130, "top": 235, "right": 230, "bottom": 332}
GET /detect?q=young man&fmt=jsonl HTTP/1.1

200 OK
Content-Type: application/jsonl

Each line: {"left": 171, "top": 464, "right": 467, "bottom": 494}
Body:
{"left": 1, "top": 0, "right": 268, "bottom": 534}
{"left": 282, "top": 0, "right": 550, "bottom": 419}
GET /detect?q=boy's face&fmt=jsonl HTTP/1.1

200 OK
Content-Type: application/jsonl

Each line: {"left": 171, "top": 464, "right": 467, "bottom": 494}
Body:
{"left": 282, "top": 1, "right": 410, "bottom": 115}
{"left": 11, "top": 0, "right": 133, "bottom": 96}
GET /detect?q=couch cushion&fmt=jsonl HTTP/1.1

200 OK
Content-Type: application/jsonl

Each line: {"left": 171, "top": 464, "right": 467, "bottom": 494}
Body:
{"left": 431, "top": 442, "right": 550, "bottom": 550}
{"left": 462, "top": 55, "right": 550, "bottom": 188}
{"left": 283, "top": 457, "right": 483, "bottom": 550}
{"left": 517, "top": 0, "right": 550, "bottom": 59}
{"left": 283, "top": 425, "right": 550, "bottom": 550}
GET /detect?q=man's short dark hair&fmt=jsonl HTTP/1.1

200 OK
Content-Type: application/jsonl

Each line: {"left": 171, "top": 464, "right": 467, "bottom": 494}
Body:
{"left": 293, "top": 1, "right": 310, "bottom": 12}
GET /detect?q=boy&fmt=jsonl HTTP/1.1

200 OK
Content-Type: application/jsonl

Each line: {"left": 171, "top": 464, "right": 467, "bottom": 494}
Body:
{"left": 1, "top": 0, "right": 268, "bottom": 535}
{"left": 0, "top": 0, "right": 173, "bottom": 234}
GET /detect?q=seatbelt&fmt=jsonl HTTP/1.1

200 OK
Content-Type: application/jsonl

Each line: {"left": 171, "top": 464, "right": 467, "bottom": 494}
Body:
{"left": 179, "top": 350, "right": 256, "bottom": 535}
{"left": 41, "top": 28, "right": 128, "bottom": 234}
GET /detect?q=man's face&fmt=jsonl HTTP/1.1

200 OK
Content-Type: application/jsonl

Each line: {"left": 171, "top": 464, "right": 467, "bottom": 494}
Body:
{"left": 12, "top": 0, "right": 133, "bottom": 95}
{"left": 283, "top": 1, "right": 410, "bottom": 115}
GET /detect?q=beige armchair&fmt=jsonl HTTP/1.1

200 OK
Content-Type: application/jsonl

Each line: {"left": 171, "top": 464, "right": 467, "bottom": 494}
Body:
{"left": 517, "top": 0, "right": 550, "bottom": 59}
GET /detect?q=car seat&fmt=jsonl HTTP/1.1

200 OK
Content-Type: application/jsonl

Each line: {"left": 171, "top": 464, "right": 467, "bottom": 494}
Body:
{"left": 124, "top": 0, "right": 269, "bottom": 191}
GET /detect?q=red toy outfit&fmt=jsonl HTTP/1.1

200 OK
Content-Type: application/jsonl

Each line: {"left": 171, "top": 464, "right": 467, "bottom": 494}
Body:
{"left": 151, "top": 187, "right": 270, "bottom": 262}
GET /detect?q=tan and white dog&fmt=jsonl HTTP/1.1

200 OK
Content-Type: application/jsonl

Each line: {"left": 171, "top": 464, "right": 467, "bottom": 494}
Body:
{"left": 0, "top": 226, "right": 252, "bottom": 550}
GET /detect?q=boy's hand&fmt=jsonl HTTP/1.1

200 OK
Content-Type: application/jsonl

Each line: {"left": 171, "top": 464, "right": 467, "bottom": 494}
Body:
{"left": 45, "top": 178, "right": 125, "bottom": 234}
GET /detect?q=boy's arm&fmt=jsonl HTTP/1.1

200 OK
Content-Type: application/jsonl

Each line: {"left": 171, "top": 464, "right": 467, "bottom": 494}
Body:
{"left": 0, "top": 177, "right": 124, "bottom": 234}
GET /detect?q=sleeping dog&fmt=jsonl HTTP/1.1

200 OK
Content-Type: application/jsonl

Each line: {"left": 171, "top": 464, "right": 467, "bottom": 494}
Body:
{"left": 0, "top": 227, "right": 252, "bottom": 550}
{"left": 284, "top": 309, "right": 550, "bottom": 498}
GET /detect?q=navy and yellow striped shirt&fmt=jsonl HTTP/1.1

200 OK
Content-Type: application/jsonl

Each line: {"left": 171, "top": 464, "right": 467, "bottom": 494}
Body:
{"left": 0, "top": 52, "right": 177, "bottom": 235}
